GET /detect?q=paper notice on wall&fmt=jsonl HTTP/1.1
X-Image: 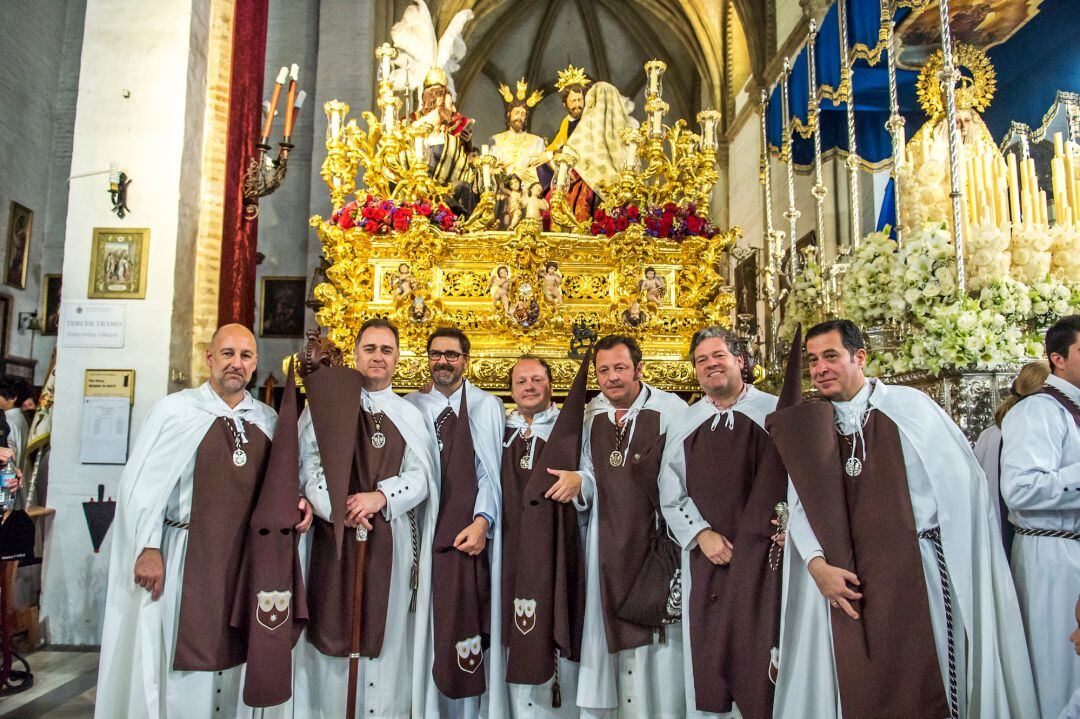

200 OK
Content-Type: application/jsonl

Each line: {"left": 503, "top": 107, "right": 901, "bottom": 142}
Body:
{"left": 60, "top": 303, "right": 126, "bottom": 348}
{"left": 80, "top": 396, "right": 131, "bottom": 464}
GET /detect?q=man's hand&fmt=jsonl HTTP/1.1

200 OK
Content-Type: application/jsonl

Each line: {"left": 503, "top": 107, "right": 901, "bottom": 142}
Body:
{"left": 3, "top": 468, "right": 22, "bottom": 492}
{"left": 134, "top": 547, "right": 165, "bottom": 600}
{"left": 545, "top": 469, "right": 582, "bottom": 503}
{"left": 345, "top": 491, "right": 387, "bottom": 531}
{"left": 696, "top": 528, "right": 734, "bottom": 565}
{"left": 294, "top": 497, "right": 313, "bottom": 533}
{"left": 0, "top": 447, "right": 14, "bottom": 466}
{"left": 454, "top": 516, "right": 489, "bottom": 556}
{"left": 770, "top": 518, "right": 786, "bottom": 548}
{"left": 807, "top": 556, "right": 862, "bottom": 620}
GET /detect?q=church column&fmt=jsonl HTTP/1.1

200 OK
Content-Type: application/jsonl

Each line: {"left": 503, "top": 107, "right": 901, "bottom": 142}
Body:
{"left": 41, "top": 0, "right": 216, "bottom": 645}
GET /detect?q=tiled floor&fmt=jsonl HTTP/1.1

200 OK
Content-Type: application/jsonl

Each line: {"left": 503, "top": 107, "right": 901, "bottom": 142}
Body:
{"left": 0, "top": 650, "right": 98, "bottom": 718}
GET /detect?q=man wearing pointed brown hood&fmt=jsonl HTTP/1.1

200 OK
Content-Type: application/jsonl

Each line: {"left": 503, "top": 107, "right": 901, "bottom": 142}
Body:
{"left": 294, "top": 318, "right": 438, "bottom": 718}
{"left": 405, "top": 327, "right": 508, "bottom": 718}
{"left": 770, "top": 319, "right": 1038, "bottom": 719}
{"left": 96, "top": 324, "right": 313, "bottom": 718}
{"left": 658, "top": 326, "right": 785, "bottom": 719}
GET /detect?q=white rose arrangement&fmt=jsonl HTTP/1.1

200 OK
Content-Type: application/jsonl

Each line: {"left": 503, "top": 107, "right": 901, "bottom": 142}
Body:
{"left": 780, "top": 247, "right": 826, "bottom": 341}
{"left": 1048, "top": 224, "right": 1080, "bottom": 283}
{"left": 964, "top": 220, "right": 1011, "bottom": 292}
{"left": 894, "top": 222, "right": 959, "bottom": 321}
{"left": 1010, "top": 223, "right": 1053, "bottom": 283}
{"left": 839, "top": 229, "right": 901, "bottom": 326}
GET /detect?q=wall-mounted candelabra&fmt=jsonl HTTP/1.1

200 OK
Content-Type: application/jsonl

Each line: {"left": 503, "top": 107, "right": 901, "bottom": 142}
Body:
{"left": 242, "top": 64, "right": 306, "bottom": 220}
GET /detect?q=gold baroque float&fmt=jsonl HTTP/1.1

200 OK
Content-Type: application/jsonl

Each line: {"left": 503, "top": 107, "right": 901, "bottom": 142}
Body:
{"left": 308, "top": 52, "right": 739, "bottom": 392}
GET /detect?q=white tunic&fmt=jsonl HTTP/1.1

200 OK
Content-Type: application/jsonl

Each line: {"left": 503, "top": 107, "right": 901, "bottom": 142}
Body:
{"left": 775, "top": 380, "right": 1038, "bottom": 719}
{"left": 658, "top": 385, "right": 778, "bottom": 719}
{"left": 95, "top": 384, "right": 276, "bottom": 719}
{"left": 405, "top": 380, "right": 508, "bottom": 719}
{"left": 1001, "top": 372, "right": 1080, "bottom": 719}
{"left": 503, "top": 405, "right": 582, "bottom": 719}
{"left": 292, "top": 386, "right": 437, "bottom": 719}
{"left": 575, "top": 382, "right": 689, "bottom": 719}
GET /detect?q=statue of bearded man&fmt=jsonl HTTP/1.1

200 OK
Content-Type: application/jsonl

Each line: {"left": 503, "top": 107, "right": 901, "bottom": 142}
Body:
{"left": 491, "top": 79, "right": 547, "bottom": 188}
{"left": 410, "top": 67, "right": 477, "bottom": 213}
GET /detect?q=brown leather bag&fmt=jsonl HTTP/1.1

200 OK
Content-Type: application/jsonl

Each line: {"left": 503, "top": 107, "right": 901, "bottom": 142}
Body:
{"left": 615, "top": 434, "right": 682, "bottom": 628}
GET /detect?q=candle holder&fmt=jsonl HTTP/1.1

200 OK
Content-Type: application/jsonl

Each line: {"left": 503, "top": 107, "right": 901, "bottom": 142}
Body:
{"left": 461, "top": 154, "right": 500, "bottom": 231}
{"left": 644, "top": 59, "right": 667, "bottom": 99}
{"left": 242, "top": 141, "right": 293, "bottom": 220}
{"left": 696, "top": 110, "right": 720, "bottom": 151}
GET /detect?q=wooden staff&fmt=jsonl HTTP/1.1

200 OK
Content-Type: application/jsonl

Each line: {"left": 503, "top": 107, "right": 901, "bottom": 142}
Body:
{"left": 346, "top": 525, "right": 370, "bottom": 719}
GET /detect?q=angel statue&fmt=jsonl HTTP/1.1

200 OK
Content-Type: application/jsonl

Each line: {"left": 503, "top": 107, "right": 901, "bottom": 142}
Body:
{"left": 390, "top": 0, "right": 477, "bottom": 212}
{"left": 489, "top": 265, "right": 512, "bottom": 315}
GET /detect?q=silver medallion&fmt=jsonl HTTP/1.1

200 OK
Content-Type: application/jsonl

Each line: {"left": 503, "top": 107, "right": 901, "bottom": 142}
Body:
{"left": 371, "top": 432, "right": 386, "bottom": 449}
{"left": 438, "top": 439, "right": 444, "bottom": 451}
{"left": 609, "top": 450, "right": 623, "bottom": 467}
{"left": 844, "top": 456, "right": 862, "bottom": 477}
{"left": 519, "top": 455, "right": 531, "bottom": 470}
{"left": 233, "top": 448, "right": 248, "bottom": 467}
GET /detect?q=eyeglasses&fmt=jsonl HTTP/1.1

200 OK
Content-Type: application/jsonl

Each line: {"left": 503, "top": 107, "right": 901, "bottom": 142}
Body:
{"left": 427, "top": 350, "right": 466, "bottom": 361}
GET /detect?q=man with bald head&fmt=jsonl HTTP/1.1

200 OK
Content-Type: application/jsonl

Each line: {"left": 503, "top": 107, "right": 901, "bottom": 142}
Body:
{"left": 97, "top": 324, "right": 313, "bottom": 718}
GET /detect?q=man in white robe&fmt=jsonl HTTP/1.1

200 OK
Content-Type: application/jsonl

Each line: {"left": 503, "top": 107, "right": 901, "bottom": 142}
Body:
{"left": 771, "top": 319, "right": 1038, "bottom": 719}
{"left": 0, "top": 378, "right": 29, "bottom": 467}
{"left": 96, "top": 324, "right": 313, "bottom": 719}
{"left": 501, "top": 356, "right": 583, "bottom": 718}
{"left": 549, "top": 334, "right": 688, "bottom": 718}
{"left": 1001, "top": 314, "right": 1080, "bottom": 719}
{"left": 405, "top": 327, "right": 507, "bottom": 718}
{"left": 293, "top": 318, "right": 438, "bottom": 718}
{"left": 659, "top": 327, "right": 782, "bottom": 719}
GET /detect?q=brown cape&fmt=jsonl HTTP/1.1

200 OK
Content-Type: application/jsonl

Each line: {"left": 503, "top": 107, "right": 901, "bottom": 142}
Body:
{"left": 174, "top": 416, "right": 270, "bottom": 671}
{"left": 766, "top": 400, "right": 948, "bottom": 719}
{"left": 681, "top": 413, "right": 786, "bottom": 719}
{"left": 431, "top": 389, "right": 491, "bottom": 699}
{"left": 505, "top": 353, "right": 589, "bottom": 692}
{"left": 229, "top": 366, "right": 309, "bottom": 708}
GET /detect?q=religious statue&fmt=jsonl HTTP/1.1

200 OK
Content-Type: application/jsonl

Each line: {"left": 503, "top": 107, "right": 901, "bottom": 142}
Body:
{"left": 491, "top": 79, "right": 547, "bottom": 188}
{"left": 536, "top": 65, "right": 591, "bottom": 217}
{"left": 500, "top": 176, "right": 524, "bottom": 230}
{"left": 621, "top": 300, "right": 646, "bottom": 327}
{"left": 560, "top": 81, "right": 637, "bottom": 222}
{"left": 521, "top": 182, "right": 548, "bottom": 221}
{"left": 510, "top": 282, "right": 541, "bottom": 328}
{"left": 639, "top": 266, "right": 666, "bottom": 306}
{"left": 539, "top": 261, "right": 563, "bottom": 306}
{"left": 392, "top": 262, "right": 416, "bottom": 299}
{"left": 489, "top": 265, "right": 512, "bottom": 314}
{"left": 388, "top": 0, "right": 477, "bottom": 213}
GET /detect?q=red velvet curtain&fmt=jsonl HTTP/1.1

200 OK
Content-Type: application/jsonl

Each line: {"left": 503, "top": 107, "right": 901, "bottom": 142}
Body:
{"left": 218, "top": 0, "right": 269, "bottom": 328}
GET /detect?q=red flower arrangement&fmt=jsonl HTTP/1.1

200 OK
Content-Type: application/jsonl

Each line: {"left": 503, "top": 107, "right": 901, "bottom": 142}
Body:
{"left": 589, "top": 202, "right": 718, "bottom": 241}
{"left": 330, "top": 194, "right": 459, "bottom": 234}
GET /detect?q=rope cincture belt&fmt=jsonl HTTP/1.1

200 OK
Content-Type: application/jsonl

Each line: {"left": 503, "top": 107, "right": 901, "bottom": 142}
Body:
{"left": 1013, "top": 526, "right": 1080, "bottom": 541}
{"left": 163, "top": 518, "right": 190, "bottom": 530}
{"left": 918, "top": 527, "right": 959, "bottom": 719}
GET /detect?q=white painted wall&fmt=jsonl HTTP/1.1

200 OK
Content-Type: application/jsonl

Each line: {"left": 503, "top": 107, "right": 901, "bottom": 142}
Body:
{"left": 41, "top": 0, "right": 212, "bottom": 645}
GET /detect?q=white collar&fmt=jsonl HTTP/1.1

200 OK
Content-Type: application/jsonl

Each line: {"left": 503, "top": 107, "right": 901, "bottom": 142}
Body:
{"left": 506, "top": 403, "right": 559, "bottom": 432}
{"left": 202, "top": 382, "right": 256, "bottom": 416}
{"left": 361, "top": 385, "right": 395, "bottom": 411}
{"left": 427, "top": 380, "right": 465, "bottom": 412}
{"left": 704, "top": 384, "right": 750, "bottom": 431}
{"left": 1047, "top": 373, "right": 1080, "bottom": 405}
{"left": 832, "top": 378, "right": 873, "bottom": 435}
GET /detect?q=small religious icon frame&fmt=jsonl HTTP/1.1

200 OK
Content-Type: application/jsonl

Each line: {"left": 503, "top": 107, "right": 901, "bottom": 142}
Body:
{"left": 259, "top": 276, "right": 307, "bottom": 337}
{"left": 88, "top": 227, "right": 150, "bottom": 299}
{"left": 5, "top": 202, "right": 33, "bottom": 290}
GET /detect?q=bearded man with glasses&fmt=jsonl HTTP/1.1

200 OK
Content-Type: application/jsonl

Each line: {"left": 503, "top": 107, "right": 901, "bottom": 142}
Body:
{"left": 405, "top": 327, "right": 509, "bottom": 717}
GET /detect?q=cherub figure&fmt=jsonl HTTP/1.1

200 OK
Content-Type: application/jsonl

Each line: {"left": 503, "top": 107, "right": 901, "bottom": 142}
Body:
{"left": 501, "top": 176, "right": 524, "bottom": 229}
{"left": 540, "top": 261, "right": 563, "bottom": 306}
{"left": 489, "top": 265, "right": 512, "bottom": 314}
{"left": 622, "top": 300, "right": 646, "bottom": 327}
{"left": 521, "top": 182, "right": 548, "bottom": 220}
{"left": 393, "top": 262, "right": 416, "bottom": 299}
{"left": 639, "top": 266, "right": 666, "bottom": 306}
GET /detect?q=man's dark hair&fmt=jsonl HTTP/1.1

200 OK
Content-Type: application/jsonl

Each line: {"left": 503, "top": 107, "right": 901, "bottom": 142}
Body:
{"left": 560, "top": 84, "right": 587, "bottom": 102}
{"left": 356, "top": 317, "right": 399, "bottom": 347}
{"left": 508, "top": 355, "right": 553, "bottom": 388}
{"left": 0, "top": 378, "right": 17, "bottom": 402}
{"left": 688, "top": 325, "right": 755, "bottom": 383}
{"left": 593, "top": 334, "right": 643, "bottom": 367}
{"left": 805, "top": 319, "right": 865, "bottom": 356}
{"left": 426, "top": 326, "right": 471, "bottom": 355}
{"left": 1046, "top": 314, "right": 1080, "bottom": 371}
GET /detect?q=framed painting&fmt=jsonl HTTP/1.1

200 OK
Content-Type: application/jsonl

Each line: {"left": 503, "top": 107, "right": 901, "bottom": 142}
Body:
{"left": 734, "top": 250, "right": 760, "bottom": 336}
{"left": 42, "top": 274, "right": 62, "bottom": 336}
{"left": 259, "top": 276, "right": 307, "bottom": 338}
{"left": 88, "top": 228, "right": 149, "bottom": 299}
{"left": 5, "top": 202, "right": 32, "bottom": 289}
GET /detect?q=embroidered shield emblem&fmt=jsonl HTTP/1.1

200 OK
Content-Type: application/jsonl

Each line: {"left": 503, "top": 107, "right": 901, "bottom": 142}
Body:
{"left": 455, "top": 635, "right": 484, "bottom": 673}
{"left": 256, "top": 589, "right": 291, "bottom": 631}
{"left": 514, "top": 598, "right": 537, "bottom": 635}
